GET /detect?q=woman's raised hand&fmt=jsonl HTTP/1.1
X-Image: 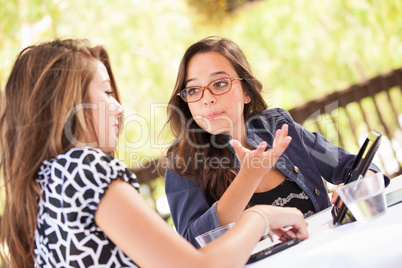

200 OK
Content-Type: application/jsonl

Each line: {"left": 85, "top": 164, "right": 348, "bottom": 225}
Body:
{"left": 229, "top": 124, "right": 292, "bottom": 178}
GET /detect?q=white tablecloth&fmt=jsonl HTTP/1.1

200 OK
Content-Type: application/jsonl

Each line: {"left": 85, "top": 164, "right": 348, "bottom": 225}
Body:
{"left": 246, "top": 175, "right": 402, "bottom": 268}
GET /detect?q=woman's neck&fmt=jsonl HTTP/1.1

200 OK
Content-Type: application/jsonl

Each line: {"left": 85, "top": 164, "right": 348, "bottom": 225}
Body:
{"left": 231, "top": 117, "right": 250, "bottom": 149}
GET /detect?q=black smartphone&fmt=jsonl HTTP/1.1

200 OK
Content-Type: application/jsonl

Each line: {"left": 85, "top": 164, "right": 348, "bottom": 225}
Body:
{"left": 246, "top": 238, "right": 300, "bottom": 264}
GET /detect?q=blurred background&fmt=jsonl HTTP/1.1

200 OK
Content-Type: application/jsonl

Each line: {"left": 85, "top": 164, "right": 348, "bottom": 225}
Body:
{"left": 1, "top": 0, "right": 401, "bottom": 221}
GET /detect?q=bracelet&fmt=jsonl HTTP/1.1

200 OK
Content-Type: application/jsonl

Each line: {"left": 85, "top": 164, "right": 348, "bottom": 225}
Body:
{"left": 242, "top": 208, "right": 274, "bottom": 242}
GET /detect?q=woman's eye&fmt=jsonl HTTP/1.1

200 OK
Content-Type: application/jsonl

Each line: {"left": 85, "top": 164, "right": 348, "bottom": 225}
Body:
{"left": 214, "top": 81, "right": 228, "bottom": 88}
{"left": 105, "top": 91, "right": 114, "bottom": 96}
{"left": 187, "top": 88, "right": 200, "bottom": 95}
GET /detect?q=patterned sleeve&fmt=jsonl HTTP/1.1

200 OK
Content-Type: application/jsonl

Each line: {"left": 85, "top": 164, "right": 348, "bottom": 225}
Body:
{"left": 53, "top": 147, "right": 139, "bottom": 231}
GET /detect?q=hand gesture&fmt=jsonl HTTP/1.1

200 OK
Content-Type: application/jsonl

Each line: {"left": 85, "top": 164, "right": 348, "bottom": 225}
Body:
{"left": 229, "top": 124, "right": 292, "bottom": 178}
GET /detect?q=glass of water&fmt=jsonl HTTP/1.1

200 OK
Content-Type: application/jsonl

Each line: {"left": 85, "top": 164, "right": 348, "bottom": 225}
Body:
{"left": 195, "top": 223, "right": 235, "bottom": 247}
{"left": 336, "top": 173, "right": 387, "bottom": 222}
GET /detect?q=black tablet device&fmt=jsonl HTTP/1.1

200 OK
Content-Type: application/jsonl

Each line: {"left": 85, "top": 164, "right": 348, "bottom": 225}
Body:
{"left": 246, "top": 238, "right": 299, "bottom": 264}
{"left": 331, "top": 130, "right": 382, "bottom": 225}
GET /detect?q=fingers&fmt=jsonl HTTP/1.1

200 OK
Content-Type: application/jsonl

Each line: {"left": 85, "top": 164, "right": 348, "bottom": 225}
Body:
{"left": 229, "top": 139, "right": 241, "bottom": 150}
{"left": 271, "top": 136, "right": 291, "bottom": 157}
{"left": 330, "top": 192, "right": 339, "bottom": 204}
{"left": 276, "top": 209, "right": 309, "bottom": 241}
{"left": 272, "top": 125, "right": 291, "bottom": 148}
{"left": 285, "top": 223, "right": 309, "bottom": 241}
{"left": 230, "top": 124, "right": 291, "bottom": 174}
{"left": 331, "top": 183, "right": 344, "bottom": 204}
{"left": 256, "top": 141, "right": 267, "bottom": 154}
{"left": 269, "top": 125, "right": 291, "bottom": 162}
{"left": 229, "top": 139, "right": 250, "bottom": 161}
{"left": 273, "top": 124, "right": 289, "bottom": 148}
{"left": 256, "top": 206, "right": 309, "bottom": 241}
{"left": 274, "top": 228, "right": 295, "bottom": 242}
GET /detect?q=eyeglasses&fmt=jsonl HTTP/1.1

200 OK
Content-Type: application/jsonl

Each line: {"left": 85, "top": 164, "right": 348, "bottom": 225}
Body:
{"left": 177, "top": 77, "right": 243, "bottom": 103}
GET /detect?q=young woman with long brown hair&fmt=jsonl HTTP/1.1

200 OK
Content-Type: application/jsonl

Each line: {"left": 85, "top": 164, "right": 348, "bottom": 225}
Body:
{"left": 0, "top": 38, "right": 308, "bottom": 267}
{"left": 164, "top": 36, "right": 388, "bottom": 247}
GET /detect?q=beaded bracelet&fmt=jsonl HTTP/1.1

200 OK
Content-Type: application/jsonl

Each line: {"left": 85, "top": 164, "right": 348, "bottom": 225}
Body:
{"left": 242, "top": 208, "right": 274, "bottom": 242}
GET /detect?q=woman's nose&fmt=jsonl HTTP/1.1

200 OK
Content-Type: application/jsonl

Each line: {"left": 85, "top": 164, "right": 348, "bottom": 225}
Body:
{"left": 112, "top": 98, "right": 124, "bottom": 117}
{"left": 116, "top": 103, "right": 124, "bottom": 117}
{"left": 202, "top": 89, "right": 216, "bottom": 105}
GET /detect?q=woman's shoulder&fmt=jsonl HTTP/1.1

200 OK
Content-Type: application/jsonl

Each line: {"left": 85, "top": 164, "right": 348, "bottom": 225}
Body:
{"left": 45, "top": 147, "right": 137, "bottom": 186}
{"left": 260, "top": 108, "right": 294, "bottom": 121}
{"left": 247, "top": 108, "right": 295, "bottom": 130}
{"left": 38, "top": 147, "right": 105, "bottom": 178}
{"left": 53, "top": 147, "right": 119, "bottom": 167}
{"left": 60, "top": 146, "right": 110, "bottom": 159}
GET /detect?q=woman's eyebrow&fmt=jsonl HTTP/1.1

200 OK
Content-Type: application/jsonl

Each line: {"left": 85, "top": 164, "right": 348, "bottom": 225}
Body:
{"left": 210, "top": 71, "right": 230, "bottom": 77}
{"left": 185, "top": 78, "right": 196, "bottom": 85}
{"left": 185, "top": 71, "right": 231, "bottom": 85}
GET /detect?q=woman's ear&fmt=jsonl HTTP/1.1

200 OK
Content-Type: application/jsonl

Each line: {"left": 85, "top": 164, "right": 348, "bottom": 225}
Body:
{"left": 244, "top": 93, "right": 251, "bottom": 104}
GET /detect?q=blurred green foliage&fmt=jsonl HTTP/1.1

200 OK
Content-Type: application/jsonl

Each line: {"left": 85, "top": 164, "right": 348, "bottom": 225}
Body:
{"left": 186, "top": 0, "right": 256, "bottom": 15}
{"left": 0, "top": 0, "right": 401, "bottom": 211}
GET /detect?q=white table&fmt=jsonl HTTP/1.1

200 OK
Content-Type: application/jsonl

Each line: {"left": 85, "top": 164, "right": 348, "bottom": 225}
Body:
{"left": 246, "top": 175, "right": 402, "bottom": 268}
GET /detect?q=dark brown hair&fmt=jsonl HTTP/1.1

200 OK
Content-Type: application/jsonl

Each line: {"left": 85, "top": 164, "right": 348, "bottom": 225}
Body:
{"left": 166, "top": 36, "right": 268, "bottom": 205}
{"left": 0, "top": 39, "right": 122, "bottom": 268}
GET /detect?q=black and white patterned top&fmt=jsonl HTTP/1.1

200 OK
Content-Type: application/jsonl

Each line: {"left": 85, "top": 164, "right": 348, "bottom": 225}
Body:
{"left": 34, "top": 147, "right": 140, "bottom": 267}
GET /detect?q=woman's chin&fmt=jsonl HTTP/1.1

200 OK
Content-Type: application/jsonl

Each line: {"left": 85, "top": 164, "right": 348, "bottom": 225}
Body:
{"left": 207, "top": 129, "right": 231, "bottom": 136}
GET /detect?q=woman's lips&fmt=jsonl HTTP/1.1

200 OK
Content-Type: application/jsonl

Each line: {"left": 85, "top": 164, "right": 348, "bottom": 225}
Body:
{"left": 204, "top": 112, "right": 223, "bottom": 120}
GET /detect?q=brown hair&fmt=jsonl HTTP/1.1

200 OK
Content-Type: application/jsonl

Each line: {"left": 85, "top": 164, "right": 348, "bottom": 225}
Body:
{"left": 165, "top": 36, "right": 268, "bottom": 205}
{"left": 0, "top": 39, "right": 122, "bottom": 268}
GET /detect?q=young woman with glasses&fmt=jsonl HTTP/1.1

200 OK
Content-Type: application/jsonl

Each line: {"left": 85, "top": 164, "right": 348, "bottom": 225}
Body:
{"left": 165, "top": 36, "right": 388, "bottom": 247}
{"left": 0, "top": 38, "right": 309, "bottom": 268}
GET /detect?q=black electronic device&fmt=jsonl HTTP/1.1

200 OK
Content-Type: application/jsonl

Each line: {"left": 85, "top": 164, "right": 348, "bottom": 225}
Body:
{"left": 331, "top": 130, "right": 382, "bottom": 225}
{"left": 246, "top": 238, "right": 300, "bottom": 264}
